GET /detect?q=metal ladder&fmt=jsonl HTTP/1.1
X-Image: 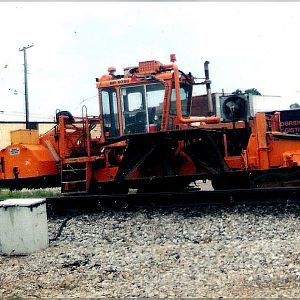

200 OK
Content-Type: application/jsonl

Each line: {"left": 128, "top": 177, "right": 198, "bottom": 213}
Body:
{"left": 61, "top": 161, "right": 91, "bottom": 194}
{"left": 59, "top": 106, "right": 94, "bottom": 194}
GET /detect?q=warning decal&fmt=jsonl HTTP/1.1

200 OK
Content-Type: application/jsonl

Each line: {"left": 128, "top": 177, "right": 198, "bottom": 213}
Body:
{"left": 9, "top": 148, "right": 20, "bottom": 155}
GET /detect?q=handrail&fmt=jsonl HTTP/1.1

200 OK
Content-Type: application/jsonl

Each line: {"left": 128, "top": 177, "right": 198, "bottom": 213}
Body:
{"left": 172, "top": 63, "right": 220, "bottom": 124}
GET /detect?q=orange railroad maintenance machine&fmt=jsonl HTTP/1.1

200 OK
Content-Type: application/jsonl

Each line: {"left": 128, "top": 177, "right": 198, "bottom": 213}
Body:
{"left": 1, "top": 56, "right": 300, "bottom": 193}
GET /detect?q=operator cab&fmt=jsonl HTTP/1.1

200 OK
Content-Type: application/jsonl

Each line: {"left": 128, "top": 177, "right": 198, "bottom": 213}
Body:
{"left": 97, "top": 57, "right": 213, "bottom": 141}
{"left": 100, "top": 81, "right": 192, "bottom": 138}
{"left": 100, "top": 82, "right": 165, "bottom": 138}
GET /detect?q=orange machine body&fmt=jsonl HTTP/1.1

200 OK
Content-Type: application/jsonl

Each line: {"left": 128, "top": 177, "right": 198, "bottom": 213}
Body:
{"left": 1, "top": 58, "right": 300, "bottom": 192}
{"left": 224, "top": 113, "right": 300, "bottom": 170}
{"left": 244, "top": 113, "right": 300, "bottom": 169}
{"left": 0, "top": 127, "right": 60, "bottom": 189}
{"left": 0, "top": 144, "right": 57, "bottom": 180}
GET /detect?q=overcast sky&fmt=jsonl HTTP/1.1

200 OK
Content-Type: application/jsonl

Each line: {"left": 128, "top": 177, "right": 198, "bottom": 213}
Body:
{"left": 1, "top": 2, "right": 300, "bottom": 122}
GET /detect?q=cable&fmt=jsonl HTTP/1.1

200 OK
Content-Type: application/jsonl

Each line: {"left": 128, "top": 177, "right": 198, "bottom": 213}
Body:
{"left": 49, "top": 215, "right": 74, "bottom": 242}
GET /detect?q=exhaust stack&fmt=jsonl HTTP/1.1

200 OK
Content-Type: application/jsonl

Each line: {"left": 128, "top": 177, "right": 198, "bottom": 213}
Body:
{"left": 204, "top": 61, "right": 213, "bottom": 116}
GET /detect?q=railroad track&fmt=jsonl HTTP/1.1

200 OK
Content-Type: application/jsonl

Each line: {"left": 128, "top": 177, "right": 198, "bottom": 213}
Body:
{"left": 46, "top": 187, "right": 300, "bottom": 213}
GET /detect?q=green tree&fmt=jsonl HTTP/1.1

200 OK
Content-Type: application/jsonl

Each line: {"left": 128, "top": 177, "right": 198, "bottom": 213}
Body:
{"left": 232, "top": 89, "right": 243, "bottom": 95}
{"left": 290, "top": 103, "right": 300, "bottom": 109}
{"left": 232, "top": 88, "right": 261, "bottom": 96}
{"left": 244, "top": 88, "right": 261, "bottom": 95}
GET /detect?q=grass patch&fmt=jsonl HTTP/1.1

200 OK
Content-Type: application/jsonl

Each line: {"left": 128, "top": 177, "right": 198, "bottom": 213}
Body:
{"left": 0, "top": 188, "right": 61, "bottom": 201}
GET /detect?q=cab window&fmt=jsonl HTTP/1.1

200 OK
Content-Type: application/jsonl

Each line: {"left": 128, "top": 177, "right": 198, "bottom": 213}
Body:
{"left": 100, "top": 88, "right": 120, "bottom": 138}
{"left": 170, "top": 84, "right": 192, "bottom": 117}
{"left": 146, "top": 83, "right": 164, "bottom": 130}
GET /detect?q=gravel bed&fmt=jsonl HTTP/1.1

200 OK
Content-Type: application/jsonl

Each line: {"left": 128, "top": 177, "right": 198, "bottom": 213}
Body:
{"left": 1, "top": 203, "right": 300, "bottom": 298}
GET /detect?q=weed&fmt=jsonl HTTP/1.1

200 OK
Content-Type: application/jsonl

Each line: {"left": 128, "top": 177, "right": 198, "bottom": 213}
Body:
{"left": 0, "top": 188, "right": 60, "bottom": 201}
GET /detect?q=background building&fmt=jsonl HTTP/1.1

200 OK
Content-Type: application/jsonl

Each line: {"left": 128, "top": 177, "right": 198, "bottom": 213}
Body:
{"left": 0, "top": 121, "right": 55, "bottom": 149}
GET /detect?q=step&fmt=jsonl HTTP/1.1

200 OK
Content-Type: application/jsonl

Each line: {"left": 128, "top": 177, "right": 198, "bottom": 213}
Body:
{"left": 61, "top": 191, "right": 88, "bottom": 195}
{"left": 62, "top": 168, "right": 87, "bottom": 172}
{"left": 61, "top": 180, "right": 87, "bottom": 184}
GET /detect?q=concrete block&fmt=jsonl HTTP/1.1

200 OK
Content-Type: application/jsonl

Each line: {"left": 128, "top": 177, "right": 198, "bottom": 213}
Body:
{"left": 0, "top": 198, "right": 48, "bottom": 255}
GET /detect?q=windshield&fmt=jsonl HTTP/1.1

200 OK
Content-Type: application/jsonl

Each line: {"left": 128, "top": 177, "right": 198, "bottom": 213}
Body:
{"left": 170, "top": 84, "right": 192, "bottom": 117}
{"left": 121, "top": 83, "right": 165, "bottom": 134}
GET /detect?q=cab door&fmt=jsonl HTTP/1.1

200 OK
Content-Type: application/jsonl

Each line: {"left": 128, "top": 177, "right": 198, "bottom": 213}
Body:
{"left": 121, "top": 85, "right": 147, "bottom": 134}
{"left": 120, "top": 83, "right": 165, "bottom": 134}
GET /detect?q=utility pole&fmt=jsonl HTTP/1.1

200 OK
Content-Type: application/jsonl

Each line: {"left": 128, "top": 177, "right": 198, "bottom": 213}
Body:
{"left": 19, "top": 44, "right": 34, "bottom": 129}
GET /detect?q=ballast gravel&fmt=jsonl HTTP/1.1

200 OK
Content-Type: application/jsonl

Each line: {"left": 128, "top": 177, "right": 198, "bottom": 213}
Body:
{"left": 1, "top": 202, "right": 300, "bottom": 298}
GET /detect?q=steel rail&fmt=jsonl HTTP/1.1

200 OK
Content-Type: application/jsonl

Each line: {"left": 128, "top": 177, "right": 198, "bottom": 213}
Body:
{"left": 46, "top": 187, "right": 300, "bottom": 213}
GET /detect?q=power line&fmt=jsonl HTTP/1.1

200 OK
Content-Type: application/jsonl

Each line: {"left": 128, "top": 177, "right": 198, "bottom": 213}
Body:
{"left": 73, "top": 94, "right": 98, "bottom": 110}
{"left": 0, "top": 110, "right": 55, "bottom": 120}
{"left": 79, "top": 95, "right": 97, "bottom": 104}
